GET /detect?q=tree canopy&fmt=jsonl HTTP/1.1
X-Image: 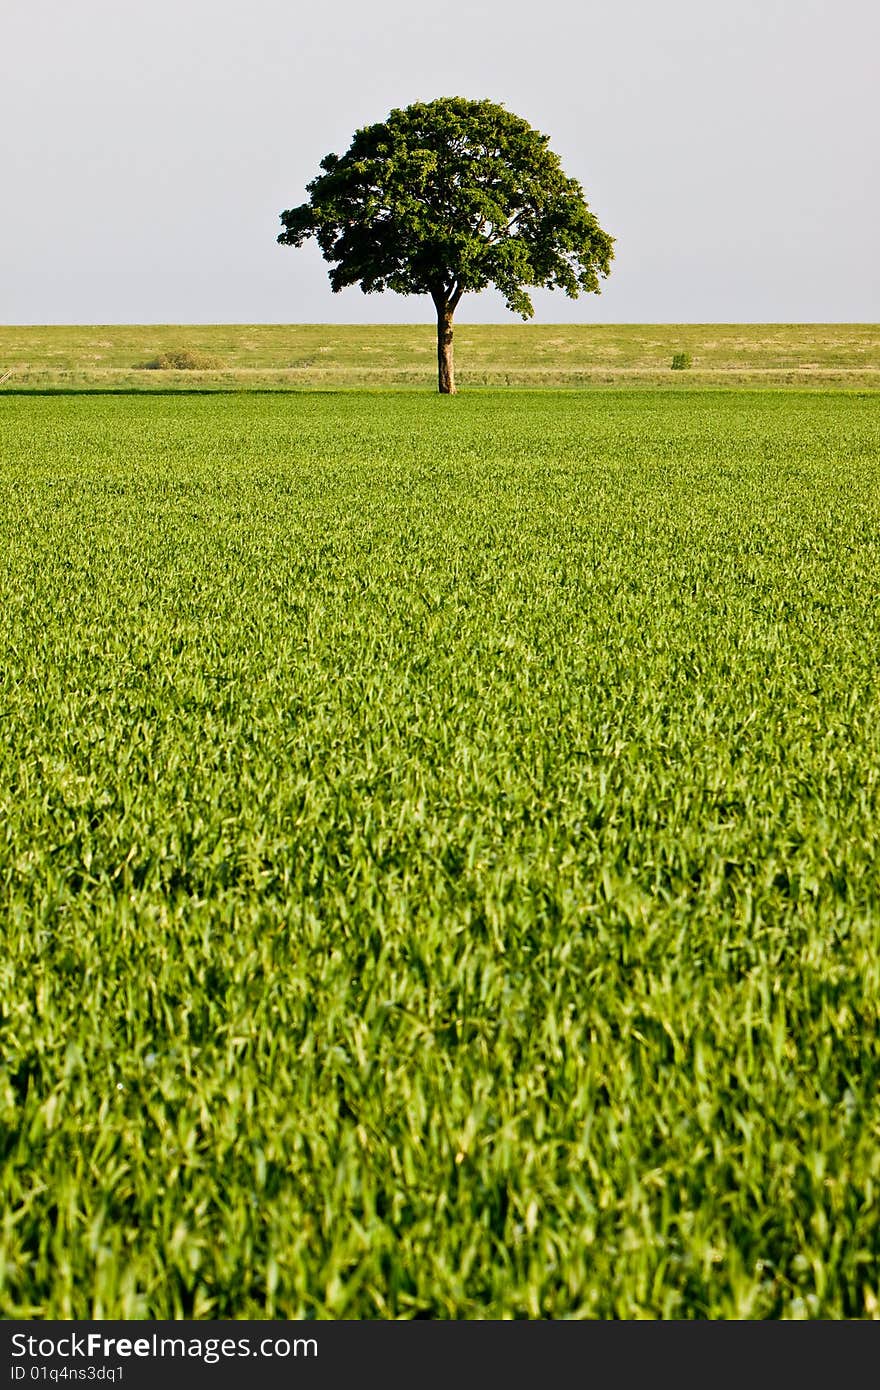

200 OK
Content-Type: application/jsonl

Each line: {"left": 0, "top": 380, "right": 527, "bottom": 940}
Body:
{"left": 279, "top": 97, "right": 614, "bottom": 392}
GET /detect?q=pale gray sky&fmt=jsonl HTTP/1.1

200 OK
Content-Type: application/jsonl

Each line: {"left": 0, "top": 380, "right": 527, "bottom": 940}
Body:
{"left": 2, "top": 0, "right": 878, "bottom": 323}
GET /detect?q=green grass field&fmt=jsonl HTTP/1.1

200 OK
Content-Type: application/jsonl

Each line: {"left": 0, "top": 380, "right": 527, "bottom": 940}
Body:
{"left": 2, "top": 385, "right": 880, "bottom": 1318}
{"left": 2, "top": 322, "right": 879, "bottom": 389}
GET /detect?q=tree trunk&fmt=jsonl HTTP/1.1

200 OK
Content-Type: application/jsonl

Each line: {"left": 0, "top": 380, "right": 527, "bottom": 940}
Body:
{"left": 436, "top": 302, "right": 456, "bottom": 395}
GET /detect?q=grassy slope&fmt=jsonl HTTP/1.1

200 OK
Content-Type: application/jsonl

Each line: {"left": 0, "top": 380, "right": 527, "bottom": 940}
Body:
{"left": 2, "top": 389, "right": 879, "bottom": 1317}
{"left": 1, "top": 323, "right": 879, "bottom": 389}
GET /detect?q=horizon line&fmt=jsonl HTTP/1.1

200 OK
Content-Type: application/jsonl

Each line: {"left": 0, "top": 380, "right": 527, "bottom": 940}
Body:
{"left": 3, "top": 321, "right": 880, "bottom": 330}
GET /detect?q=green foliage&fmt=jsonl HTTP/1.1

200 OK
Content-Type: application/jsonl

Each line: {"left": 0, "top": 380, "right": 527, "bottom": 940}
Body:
{"left": 2, "top": 390, "right": 880, "bottom": 1318}
{"left": 278, "top": 98, "right": 614, "bottom": 319}
{"left": 671, "top": 351, "right": 692, "bottom": 370}
{"left": 141, "top": 348, "right": 223, "bottom": 371}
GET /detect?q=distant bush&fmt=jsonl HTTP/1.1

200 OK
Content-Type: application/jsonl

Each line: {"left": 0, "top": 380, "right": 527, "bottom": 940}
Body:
{"left": 671, "top": 352, "right": 692, "bottom": 370}
{"left": 140, "top": 348, "right": 223, "bottom": 371}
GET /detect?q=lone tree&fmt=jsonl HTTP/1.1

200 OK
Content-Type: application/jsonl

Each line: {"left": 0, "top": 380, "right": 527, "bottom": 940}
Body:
{"left": 278, "top": 97, "right": 614, "bottom": 394}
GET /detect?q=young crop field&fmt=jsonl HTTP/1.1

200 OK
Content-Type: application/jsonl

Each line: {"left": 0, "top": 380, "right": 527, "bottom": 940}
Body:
{"left": 2, "top": 387, "right": 880, "bottom": 1318}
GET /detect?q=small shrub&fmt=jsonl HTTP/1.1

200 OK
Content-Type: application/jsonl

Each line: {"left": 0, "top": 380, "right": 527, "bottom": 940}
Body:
{"left": 671, "top": 352, "right": 692, "bottom": 371}
{"left": 140, "top": 348, "right": 223, "bottom": 371}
